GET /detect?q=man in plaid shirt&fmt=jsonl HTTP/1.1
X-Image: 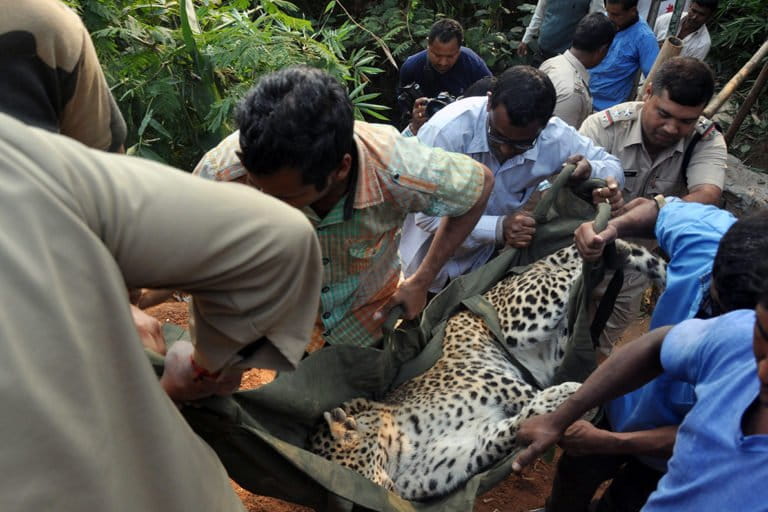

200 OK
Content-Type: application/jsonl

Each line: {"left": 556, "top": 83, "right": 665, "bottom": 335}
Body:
{"left": 194, "top": 66, "right": 493, "bottom": 348}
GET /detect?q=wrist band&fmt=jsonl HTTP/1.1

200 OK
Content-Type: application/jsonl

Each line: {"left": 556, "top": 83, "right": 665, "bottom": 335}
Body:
{"left": 190, "top": 355, "right": 221, "bottom": 382}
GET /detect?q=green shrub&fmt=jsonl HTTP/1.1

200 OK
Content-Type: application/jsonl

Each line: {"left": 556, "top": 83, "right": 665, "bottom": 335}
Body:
{"left": 708, "top": 0, "right": 768, "bottom": 166}
{"left": 66, "top": 0, "right": 386, "bottom": 170}
{"left": 340, "top": 0, "right": 536, "bottom": 74}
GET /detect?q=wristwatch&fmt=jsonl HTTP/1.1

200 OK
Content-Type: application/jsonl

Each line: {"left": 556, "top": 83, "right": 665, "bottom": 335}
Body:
{"left": 653, "top": 194, "right": 667, "bottom": 211}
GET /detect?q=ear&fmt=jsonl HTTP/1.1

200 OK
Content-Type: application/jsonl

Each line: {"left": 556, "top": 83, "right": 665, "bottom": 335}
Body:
{"left": 642, "top": 81, "right": 653, "bottom": 101}
{"left": 334, "top": 153, "right": 353, "bottom": 182}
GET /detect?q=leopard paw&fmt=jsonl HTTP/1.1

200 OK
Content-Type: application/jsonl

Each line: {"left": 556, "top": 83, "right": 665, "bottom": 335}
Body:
{"left": 324, "top": 407, "right": 360, "bottom": 449}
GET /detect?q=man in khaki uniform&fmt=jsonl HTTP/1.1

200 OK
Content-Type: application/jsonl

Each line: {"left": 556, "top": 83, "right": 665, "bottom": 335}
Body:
{"left": 540, "top": 12, "right": 616, "bottom": 129}
{"left": 580, "top": 57, "right": 726, "bottom": 204}
{"left": 0, "top": 0, "right": 126, "bottom": 152}
{"left": 0, "top": 112, "right": 322, "bottom": 510}
{"left": 579, "top": 57, "right": 726, "bottom": 352}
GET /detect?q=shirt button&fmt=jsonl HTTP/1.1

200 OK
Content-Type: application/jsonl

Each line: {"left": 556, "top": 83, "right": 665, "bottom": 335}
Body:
{"left": 322, "top": 311, "right": 331, "bottom": 319}
{"left": 322, "top": 258, "right": 330, "bottom": 265}
{"left": 322, "top": 286, "right": 330, "bottom": 293}
{"left": 393, "top": 173, "right": 400, "bottom": 180}
{"left": 322, "top": 330, "right": 332, "bottom": 337}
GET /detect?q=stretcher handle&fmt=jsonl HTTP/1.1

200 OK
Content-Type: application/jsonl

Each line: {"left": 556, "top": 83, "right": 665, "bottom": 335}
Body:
{"left": 532, "top": 163, "right": 576, "bottom": 224}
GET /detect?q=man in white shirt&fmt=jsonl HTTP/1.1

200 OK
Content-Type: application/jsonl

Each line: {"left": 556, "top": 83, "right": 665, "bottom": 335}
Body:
{"left": 653, "top": 0, "right": 717, "bottom": 60}
{"left": 399, "top": 66, "right": 624, "bottom": 292}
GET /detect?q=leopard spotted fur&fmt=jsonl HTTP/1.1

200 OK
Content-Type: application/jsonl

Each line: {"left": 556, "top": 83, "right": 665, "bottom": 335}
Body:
{"left": 311, "top": 241, "right": 666, "bottom": 500}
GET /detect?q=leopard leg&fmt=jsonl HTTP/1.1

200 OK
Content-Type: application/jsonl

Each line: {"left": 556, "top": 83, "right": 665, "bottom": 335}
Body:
{"left": 476, "top": 382, "right": 588, "bottom": 458}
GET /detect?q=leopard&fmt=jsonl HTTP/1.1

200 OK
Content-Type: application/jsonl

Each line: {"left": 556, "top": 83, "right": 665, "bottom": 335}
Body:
{"left": 310, "top": 241, "right": 666, "bottom": 500}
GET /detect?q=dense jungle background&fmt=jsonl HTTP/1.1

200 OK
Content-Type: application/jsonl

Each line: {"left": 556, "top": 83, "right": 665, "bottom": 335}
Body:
{"left": 64, "top": 0, "right": 766, "bottom": 172}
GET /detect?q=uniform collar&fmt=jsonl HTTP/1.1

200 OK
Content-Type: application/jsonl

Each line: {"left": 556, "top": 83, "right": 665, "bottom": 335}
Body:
{"left": 563, "top": 50, "right": 590, "bottom": 87}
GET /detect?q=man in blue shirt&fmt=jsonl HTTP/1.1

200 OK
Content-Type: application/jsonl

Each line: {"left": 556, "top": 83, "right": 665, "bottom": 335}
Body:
{"left": 398, "top": 18, "right": 491, "bottom": 135}
{"left": 589, "top": 0, "right": 659, "bottom": 110}
{"left": 530, "top": 202, "right": 767, "bottom": 511}
{"left": 399, "top": 66, "right": 624, "bottom": 293}
{"left": 514, "top": 296, "right": 768, "bottom": 512}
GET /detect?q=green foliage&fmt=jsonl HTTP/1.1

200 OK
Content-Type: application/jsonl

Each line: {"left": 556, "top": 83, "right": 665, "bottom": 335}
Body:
{"left": 708, "top": 0, "right": 768, "bottom": 165}
{"left": 337, "top": 0, "right": 534, "bottom": 75}
{"left": 66, "top": 0, "right": 386, "bottom": 169}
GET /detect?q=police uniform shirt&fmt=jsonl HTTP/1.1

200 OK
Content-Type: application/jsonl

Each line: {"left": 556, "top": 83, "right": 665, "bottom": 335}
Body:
{"left": 580, "top": 101, "right": 726, "bottom": 200}
{"left": 540, "top": 50, "right": 592, "bottom": 129}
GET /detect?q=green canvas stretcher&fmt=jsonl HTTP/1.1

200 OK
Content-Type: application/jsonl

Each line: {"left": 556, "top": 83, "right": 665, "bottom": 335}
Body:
{"left": 149, "top": 167, "right": 614, "bottom": 512}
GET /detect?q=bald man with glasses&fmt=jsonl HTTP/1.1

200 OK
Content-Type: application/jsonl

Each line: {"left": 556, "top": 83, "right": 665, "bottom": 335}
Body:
{"left": 399, "top": 66, "right": 625, "bottom": 293}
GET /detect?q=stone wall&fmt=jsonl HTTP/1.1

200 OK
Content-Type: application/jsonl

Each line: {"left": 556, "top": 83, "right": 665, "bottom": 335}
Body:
{"left": 723, "top": 154, "right": 768, "bottom": 217}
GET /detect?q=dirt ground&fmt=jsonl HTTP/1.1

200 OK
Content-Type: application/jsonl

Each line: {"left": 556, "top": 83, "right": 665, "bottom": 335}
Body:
{"left": 146, "top": 301, "right": 651, "bottom": 512}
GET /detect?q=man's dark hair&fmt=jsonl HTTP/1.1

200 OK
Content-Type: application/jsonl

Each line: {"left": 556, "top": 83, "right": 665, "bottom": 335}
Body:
{"left": 462, "top": 76, "right": 497, "bottom": 98}
{"left": 604, "top": 0, "right": 638, "bottom": 10}
{"left": 489, "top": 66, "right": 555, "bottom": 127}
{"left": 428, "top": 18, "right": 463, "bottom": 47}
{"left": 651, "top": 57, "right": 715, "bottom": 107}
{"left": 572, "top": 13, "right": 617, "bottom": 52}
{"left": 692, "top": 0, "right": 718, "bottom": 11}
{"left": 712, "top": 210, "right": 768, "bottom": 312}
{"left": 236, "top": 66, "right": 354, "bottom": 191}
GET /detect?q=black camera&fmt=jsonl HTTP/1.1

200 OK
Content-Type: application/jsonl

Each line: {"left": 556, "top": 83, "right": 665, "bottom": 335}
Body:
{"left": 397, "top": 82, "right": 423, "bottom": 108}
{"left": 397, "top": 82, "right": 456, "bottom": 119}
{"left": 425, "top": 91, "right": 456, "bottom": 118}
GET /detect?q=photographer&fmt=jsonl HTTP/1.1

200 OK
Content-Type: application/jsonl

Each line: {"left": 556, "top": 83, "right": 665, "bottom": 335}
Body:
{"left": 398, "top": 18, "right": 491, "bottom": 135}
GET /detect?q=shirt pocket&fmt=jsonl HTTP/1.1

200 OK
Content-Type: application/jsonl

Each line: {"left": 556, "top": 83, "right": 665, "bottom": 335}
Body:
{"left": 391, "top": 172, "right": 438, "bottom": 194}
{"left": 652, "top": 174, "right": 687, "bottom": 197}
{"left": 348, "top": 233, "right": 388, "bottom": 262}
{"left": 623, "top": 169, "right": 640, "bottom": 197}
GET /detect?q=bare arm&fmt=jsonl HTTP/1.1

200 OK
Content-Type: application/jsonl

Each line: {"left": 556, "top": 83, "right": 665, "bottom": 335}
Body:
{"left": 574, "top": 197, "right": 659, "bottom": 261}
{"left": 683, "top": 184, "right": 722, "bottom": 205}
{"left": 521, "top": 0, "right": 547, "bottom": 44}
{"left": 559, "top": 420, "right": 677, "bottom": 458}
{"left": 513, "top": 326, "right": 672, "bottom": 471}
{"left": 378, "top": 165, "right": 494, "bottom": 319}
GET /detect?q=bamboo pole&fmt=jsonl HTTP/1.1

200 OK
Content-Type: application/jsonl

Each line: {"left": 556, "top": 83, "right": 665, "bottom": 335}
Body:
{"left": 724, "top": 59, "right": 768, "bottom": 145}
{"left": 646, "top": 37, "right": 683, "bottom": 88}
{"left": 704, "top": 38, "right": 768, "bottom": 118}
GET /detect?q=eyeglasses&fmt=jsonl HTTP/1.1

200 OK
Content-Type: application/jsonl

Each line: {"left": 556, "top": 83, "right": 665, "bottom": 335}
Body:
{"left": 486, "top": 118, "right": 540, "bottom": 152}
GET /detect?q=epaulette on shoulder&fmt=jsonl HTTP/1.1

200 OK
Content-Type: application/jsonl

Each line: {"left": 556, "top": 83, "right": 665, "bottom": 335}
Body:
{"left": 695, "top": 116, "right": 718, "bottom": 140}
{"left": 598, "top": 104, "right": 639, "bottom": 128}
